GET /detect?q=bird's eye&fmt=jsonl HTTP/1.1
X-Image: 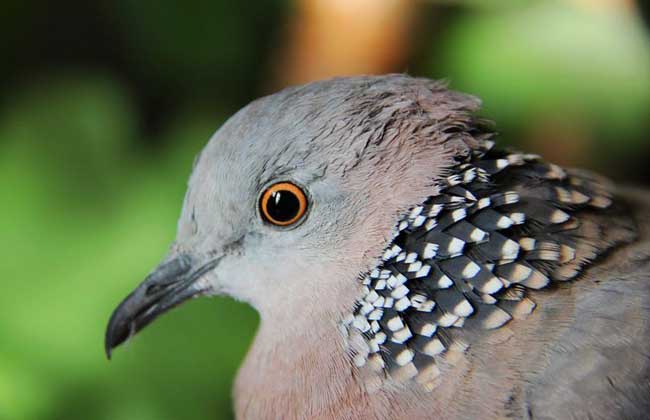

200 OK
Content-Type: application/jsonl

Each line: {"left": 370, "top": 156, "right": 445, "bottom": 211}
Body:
{"left": 259, "top": 182, "right": 308, "bottom": 227}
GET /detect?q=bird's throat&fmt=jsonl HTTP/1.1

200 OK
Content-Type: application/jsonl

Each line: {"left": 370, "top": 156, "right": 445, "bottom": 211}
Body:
{"left": 233, "top": 314, "right": 370, "bottom": 420}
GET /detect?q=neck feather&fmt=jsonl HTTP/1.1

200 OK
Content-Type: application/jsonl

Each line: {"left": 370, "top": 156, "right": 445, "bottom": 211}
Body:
{"left": 234, "top": 310, "right": 373, "bottom": 420}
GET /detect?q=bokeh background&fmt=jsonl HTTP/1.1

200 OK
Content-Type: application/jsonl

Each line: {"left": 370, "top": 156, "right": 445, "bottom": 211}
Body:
{"left": 1, "top": 1, "right": 649, "bottom": 419}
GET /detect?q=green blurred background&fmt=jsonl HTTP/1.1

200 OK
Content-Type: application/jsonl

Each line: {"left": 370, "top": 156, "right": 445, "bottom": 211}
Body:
{"left": 1, "top": 1, "right": 649, "bottom": 419}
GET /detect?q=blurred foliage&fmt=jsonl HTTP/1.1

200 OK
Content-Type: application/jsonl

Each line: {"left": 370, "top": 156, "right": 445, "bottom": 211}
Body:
{"left": 0, "top": 1, "right": 648, "bottom": 420}
{"left": 109, "top": 0, "right": 289, "bottom": 112}
{"left": 436, "top": 2, "right": 650, "bottom": 148}
{"left": 0, "top": 77, "right": 257, "bottom": 420}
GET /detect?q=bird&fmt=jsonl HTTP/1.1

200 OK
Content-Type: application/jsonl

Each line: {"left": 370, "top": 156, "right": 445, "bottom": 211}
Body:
{"left": 105, "top": 74, "right": 650, "bottom": 420}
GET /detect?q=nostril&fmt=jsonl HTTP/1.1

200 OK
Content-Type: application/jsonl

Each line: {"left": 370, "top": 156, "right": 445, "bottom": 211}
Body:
{"left": 145, "top": 283, "right": 162, "bottom": 295}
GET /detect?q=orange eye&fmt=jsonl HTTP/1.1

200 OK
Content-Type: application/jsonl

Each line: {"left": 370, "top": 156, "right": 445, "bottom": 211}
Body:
{"left": 259, "top": 182, "right": 308, "bottom": 227}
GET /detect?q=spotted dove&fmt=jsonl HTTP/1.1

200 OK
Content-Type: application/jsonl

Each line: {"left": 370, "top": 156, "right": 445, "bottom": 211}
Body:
{"left": 106, "top": 75, "right": 650, "bottom": 420}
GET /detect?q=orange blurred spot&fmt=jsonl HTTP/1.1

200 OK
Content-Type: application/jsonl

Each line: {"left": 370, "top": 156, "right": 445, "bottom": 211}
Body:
{"left": 274, "top": 0, "right": 419, "bottom": 87}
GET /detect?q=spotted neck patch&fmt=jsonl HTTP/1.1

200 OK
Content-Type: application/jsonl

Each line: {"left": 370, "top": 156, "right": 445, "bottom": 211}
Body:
{"left": 341, "top": 140, "right": 634, "bottom": 391}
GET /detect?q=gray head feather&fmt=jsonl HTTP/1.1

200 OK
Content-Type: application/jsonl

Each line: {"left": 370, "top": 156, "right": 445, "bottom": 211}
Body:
{"left": 174, "top": 75, "right": 483, "bottom": 318}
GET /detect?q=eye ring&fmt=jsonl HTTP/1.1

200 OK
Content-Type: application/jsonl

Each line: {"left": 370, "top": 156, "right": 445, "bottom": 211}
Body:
{"left": 259, "top": 182, "right": 309, "bottom": 227}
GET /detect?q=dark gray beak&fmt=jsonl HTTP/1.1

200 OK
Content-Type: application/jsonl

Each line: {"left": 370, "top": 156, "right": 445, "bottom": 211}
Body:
{"left": 104, "top": 254, "right": 218, "bottom": 359}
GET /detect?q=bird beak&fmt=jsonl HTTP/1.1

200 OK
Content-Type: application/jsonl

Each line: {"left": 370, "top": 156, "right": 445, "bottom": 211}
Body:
{"left": 104, "top": 253, "right": 219, "bottom": 359}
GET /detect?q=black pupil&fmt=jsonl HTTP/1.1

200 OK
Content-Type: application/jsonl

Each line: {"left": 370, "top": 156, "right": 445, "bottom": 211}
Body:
{"left": 266, "top": 190, "right": 300, "bottom": 223}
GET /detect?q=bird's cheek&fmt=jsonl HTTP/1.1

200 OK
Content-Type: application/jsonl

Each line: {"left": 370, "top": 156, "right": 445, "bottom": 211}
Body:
{"left": 206, "top": 255, "right": 270, "bottom": 304}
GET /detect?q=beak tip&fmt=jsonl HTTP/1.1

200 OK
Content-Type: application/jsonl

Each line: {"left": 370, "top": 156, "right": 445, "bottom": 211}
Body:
{"left": 104, "top": 331, "right": 115, "bottom": 360}
{"left": 105, "top": 307, "right": 128, "bottom": 361}
{"left": 104, "top": 325, "right": 116, "bottom": 360}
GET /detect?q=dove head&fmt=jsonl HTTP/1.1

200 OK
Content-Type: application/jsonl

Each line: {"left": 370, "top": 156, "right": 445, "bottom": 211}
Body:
{"left": 105, "top": 75, "right": 483, "bottom": 354}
